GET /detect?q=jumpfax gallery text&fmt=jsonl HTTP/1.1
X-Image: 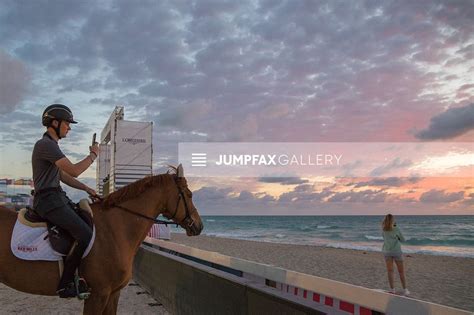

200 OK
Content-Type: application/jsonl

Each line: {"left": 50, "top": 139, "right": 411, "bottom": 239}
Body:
{"left": 215, "top": 154, "right": 343, "bottom": 166}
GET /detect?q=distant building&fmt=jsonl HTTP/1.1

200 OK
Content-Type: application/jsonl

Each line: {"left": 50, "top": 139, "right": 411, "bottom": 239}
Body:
{"left": 0, "top": 192, "right": 32, "bottom": 211}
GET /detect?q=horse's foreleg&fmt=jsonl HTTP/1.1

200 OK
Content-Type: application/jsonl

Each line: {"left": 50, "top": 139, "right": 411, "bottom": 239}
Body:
{"left": 103, "top": 289, "right": 121, "bottom": 315}
{"left": 83, "top": 292, "right": 109, "bottom": 315}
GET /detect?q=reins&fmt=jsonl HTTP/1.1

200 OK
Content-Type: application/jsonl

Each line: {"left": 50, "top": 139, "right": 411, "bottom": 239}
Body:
{"left": 114, "top": 204, "right": 178, "bottom": 226}
{"left": 90, "top": 169, "right": 196, "bottom": 230}
{"left": 91, "top": 195, "right": 178, "bottom": 226}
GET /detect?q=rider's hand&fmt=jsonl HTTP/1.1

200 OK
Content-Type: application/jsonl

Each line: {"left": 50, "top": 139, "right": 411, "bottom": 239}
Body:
{"left": 89, "top": 143, "right": 99, "bottom": 159}
{"left": 85, "top": 186, "right": 98, "bottom": 198}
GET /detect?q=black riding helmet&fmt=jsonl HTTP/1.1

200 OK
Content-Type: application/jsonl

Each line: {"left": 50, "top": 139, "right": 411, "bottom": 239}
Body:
{"left": 42, "top": 104, "right": 77, "bottom": 138}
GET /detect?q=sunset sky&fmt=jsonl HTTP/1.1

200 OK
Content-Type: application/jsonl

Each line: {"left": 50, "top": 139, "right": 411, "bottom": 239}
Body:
{"left": 0, "top": 0, "right": 473, "bottom": 214}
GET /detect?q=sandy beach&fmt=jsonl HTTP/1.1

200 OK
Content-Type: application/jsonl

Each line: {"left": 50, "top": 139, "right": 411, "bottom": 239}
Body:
{"left": 2, "top": 235, "right": 472, "bottom": 313}
{"left": 171, "top": 233, "right": 474, "bottom": 312}
{"left": 0, "top": 281, "right": 169, "bottom": 315}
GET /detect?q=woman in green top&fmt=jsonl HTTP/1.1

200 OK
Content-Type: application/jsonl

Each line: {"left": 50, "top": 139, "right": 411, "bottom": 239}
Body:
{"left": 382, "top": 214, "right": 409, "bottom": 295}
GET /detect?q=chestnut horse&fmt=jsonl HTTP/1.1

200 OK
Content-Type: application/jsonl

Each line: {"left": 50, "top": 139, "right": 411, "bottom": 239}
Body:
{"left": 0, "top": 165, "right": 203, "bottom": 314}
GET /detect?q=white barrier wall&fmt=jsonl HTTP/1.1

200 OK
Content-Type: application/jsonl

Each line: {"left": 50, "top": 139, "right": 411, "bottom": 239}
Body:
{"left": 147, "top": 224, "right": 171, "bottom": 240}
{"left": 142, "top": 237, "right": 471, "bottom": 315}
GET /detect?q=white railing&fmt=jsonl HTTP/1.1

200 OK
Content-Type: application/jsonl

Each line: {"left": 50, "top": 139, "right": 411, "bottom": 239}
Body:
{"left": 143, "top": 237, "right": 471, "bottom": 315}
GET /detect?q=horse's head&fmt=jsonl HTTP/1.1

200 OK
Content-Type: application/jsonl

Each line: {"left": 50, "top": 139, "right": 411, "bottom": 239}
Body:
{"left": 163, "top": 164, "right": 203, "bottom": 236}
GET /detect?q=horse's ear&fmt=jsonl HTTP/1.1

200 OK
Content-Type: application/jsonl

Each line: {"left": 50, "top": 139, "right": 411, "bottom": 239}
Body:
{"left": 177, "top": 163, "right": 184, "bottom": 177}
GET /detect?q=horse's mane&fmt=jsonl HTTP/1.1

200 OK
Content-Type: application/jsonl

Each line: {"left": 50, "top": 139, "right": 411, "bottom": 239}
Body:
{"left": 100, "top": 171, "right": 175, "bottom": 209}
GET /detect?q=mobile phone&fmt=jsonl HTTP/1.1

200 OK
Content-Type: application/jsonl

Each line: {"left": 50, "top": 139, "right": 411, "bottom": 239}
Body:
{"left": 92, "top": 133, "right": 96, "bottom": 145}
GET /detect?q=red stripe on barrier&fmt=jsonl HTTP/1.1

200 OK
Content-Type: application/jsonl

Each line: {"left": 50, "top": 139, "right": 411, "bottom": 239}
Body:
{"left": 148, "top": 225, "right": 157, "bottom": 238}
{"left": 325, "top": 297, "right": 333, "bottom": 306}
{"left": 340, "top": 301, "right": 355, "bottom": 313}
{"left": 303, "top": 290, "right": 307, "bottom": 299}
{"left": 294, "top": 287, "right": 298, "bottom": 295}
{"left": 359, "top": 306, "right": 372, "bottom": 315}
{"left": 148, "top": 224, "right": 162, "bottom": 239}
{"left": 312, "top": 293, "right": 320, "bottom": 302}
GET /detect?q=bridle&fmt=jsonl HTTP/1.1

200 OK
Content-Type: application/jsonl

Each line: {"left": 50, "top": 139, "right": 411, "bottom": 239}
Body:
{"left": 96, "top": 179, "right": 195, "bottom": 228}
{"left": 163, "top": 181, "right": 196, "bottom": 228}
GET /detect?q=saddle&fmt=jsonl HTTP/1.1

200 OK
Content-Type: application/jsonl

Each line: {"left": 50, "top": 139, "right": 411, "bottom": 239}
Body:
{"left": 18, "top": 199, "right": 94, "bottom": 256}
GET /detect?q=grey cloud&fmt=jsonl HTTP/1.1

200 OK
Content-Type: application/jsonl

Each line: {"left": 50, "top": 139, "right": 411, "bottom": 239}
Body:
{"left": 0, "top": 110, "right": 37, "bottom": 126}
{"left": 258, "top": 177, "right": 308, "bottom": 185}
{"left": 419, "top": 189, "right": 465, "bottom": 203}
{"left": 61, "top": 150, "right": 86, "bottom": 162}
{"left": 278, "top": 184, "right": 331, "bottom": 203}
{"left": 192, "top": 185, "right": 275, "bottom": 206}
{"left": 14, "top": 43, "right": 54, "bottom": 64}
{"left": 415, "top": 103, "right": 474, "bottom": 140}
{"left": 0, "top": 50, "right": 31, "bottom": 114}
{"left": 0, "top": 0, "right": 93, "bottom": 43}
{"left": 457, "top": 44, "right": 474, "bottom": 60}
{"left": 293, "top": 184, "right": 314, "bottom": 193}
{"left": 194, "top": 187, "right": 233, "bottom": 202}
{"left": 57, "top": 78, "right": 103, "bottom": 94}
{"left": 237, "top": 190, "right": 255, "bottom": 201}
{"left": 191, "top": 0, "right": 241, "bottom": 18}
{"left": 153, "top": 100, "right": 214, "bottom": 129}
{"left": 0, "top": 111, "right": 38, "bottom": 150}
{"left": 354, "top": 177, "right": 421, "bottom": 188}
{"left": 327, "top": 189, "right": 388, "bottom": 203}
{"left": 0, "top": 107, "right": 94, "bottom": 154}
{"left": 191, "top": 183, "right": 326, "bottom": 208}
{"left": 1, "top": 0, "right": 473, "bottom": 145}
{"left": 341, "top": 160, "right": 363, "bottom": 177}
{"left": 370, "top": 158, "right": 412, "bottom": 177}
{"left": 463, "top": 193, "right": 474, "bottom": 205}
{"left": 259, "top": 194, "right": 276, "bottom": 202}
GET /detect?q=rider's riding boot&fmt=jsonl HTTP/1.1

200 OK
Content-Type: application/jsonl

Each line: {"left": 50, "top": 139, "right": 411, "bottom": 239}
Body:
{"left": 56, "top": 277, "right": 90, "bottom": 299}
{"left": 56, "top": 241, "right": 88, "bottom": 298}
{"left": 56, "top": 282, "right": 77, "bottom": 299}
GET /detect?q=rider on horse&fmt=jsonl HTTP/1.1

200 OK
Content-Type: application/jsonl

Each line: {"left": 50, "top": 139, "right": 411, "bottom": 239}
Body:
{"left": 32, "top": 104, "right": 99, "bottom": 298}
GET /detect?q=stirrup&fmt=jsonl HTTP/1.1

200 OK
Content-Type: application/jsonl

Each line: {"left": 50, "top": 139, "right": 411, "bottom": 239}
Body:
{"left": 57, "top": 282, "right": 76, "bottom": 299}
{"left": 75, "top": 276, "right": 91, "bottom": 300}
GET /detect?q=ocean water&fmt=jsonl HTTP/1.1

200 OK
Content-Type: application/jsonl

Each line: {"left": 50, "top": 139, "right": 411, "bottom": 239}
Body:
{"left": 172, "top": 215, "right": 474, "bottom": 258}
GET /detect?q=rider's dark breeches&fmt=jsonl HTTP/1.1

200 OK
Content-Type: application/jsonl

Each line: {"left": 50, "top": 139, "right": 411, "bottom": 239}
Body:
{"left": 42, "top": 204, "right": 93, "bottom": 288}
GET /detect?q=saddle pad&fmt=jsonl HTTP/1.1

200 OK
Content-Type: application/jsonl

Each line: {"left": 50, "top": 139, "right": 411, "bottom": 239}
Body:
{"left": 11, "top": 219, "right": 96, "bottom": 261}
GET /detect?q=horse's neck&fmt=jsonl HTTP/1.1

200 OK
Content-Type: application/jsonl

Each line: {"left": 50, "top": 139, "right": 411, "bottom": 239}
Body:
{"left": 97, "top": 186, "right": 167, "bottom": 256}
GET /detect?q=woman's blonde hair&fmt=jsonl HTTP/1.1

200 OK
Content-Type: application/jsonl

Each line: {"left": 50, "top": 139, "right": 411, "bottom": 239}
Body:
{"left": 382, "top": 213, "right": 394, "bottom": 231}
